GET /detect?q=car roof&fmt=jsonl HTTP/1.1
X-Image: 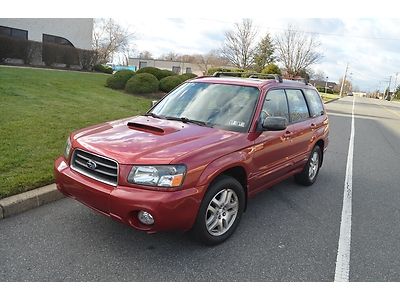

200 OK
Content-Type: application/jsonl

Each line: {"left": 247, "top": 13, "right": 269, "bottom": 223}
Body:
{"left": 189, "top": 76, "right": 314, "bottom": 90}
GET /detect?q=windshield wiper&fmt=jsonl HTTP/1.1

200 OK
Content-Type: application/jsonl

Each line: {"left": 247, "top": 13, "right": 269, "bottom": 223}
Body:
{"left": 143, "top": 112, "right": 165, "bottom": 119}
{"left": 164, "top": 116, "right": 211, "bottom": 127}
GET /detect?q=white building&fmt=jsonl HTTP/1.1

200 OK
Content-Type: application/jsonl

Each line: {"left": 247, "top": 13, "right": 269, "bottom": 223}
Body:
{"left": 0, "top": 18, "right": 93, "bottom": 50}
{"left": 129, "top": 57, "right": 205, "bottom": 76}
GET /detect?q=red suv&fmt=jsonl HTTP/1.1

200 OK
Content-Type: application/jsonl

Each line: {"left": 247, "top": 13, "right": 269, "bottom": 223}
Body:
{"left": 54, "top": 73, "right": 329, "bottom": 245}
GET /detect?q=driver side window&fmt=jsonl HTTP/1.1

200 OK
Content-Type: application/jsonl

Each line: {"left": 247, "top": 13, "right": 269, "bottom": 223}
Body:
{"left": 261, "top": 89, "right": 289, "bottom": 122}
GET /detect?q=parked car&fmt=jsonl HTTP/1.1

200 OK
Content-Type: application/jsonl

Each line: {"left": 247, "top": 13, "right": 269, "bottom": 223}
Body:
{"left": 55, "top": 73, "right": 329, "bottom": 245}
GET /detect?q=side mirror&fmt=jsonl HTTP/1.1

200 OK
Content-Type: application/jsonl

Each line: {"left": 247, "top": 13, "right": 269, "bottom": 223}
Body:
{"left": 262, "top": 116, "right": 288, "bottom": 131}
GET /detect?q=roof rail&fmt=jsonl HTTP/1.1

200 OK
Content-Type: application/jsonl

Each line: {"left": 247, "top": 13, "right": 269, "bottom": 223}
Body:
{"left": 282, "top": 78, "right": 309, "bottom": 85}
{"left": 212, "top": 72, "right": 283, "bottom": 83}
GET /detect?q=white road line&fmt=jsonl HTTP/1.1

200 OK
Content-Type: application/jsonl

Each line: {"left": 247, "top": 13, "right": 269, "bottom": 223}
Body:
{"left": 334, "top": 96, "right": 355, "bottom": 282}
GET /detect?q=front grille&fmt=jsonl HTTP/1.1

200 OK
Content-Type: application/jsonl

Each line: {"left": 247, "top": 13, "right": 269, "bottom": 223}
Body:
{"left": 71, "top": 149, "right": 118, "bottom": 186}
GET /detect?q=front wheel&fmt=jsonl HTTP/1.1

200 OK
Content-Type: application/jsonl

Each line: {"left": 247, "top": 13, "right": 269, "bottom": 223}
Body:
{"left": 192, "top": 175, "right": 245, "bottom": 245}
{"left": 295, "top": 145, "right": 322, "bottom": 186}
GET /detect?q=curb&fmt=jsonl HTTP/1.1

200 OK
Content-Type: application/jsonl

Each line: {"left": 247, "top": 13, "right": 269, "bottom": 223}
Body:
{"left": 0, "top": 184, "right": 64, "bottom": 220}
{"left": 324, "top": 97, "right": 340, "bottom": 104}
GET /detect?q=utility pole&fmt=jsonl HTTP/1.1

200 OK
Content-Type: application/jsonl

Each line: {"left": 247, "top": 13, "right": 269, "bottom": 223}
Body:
{"left": 339, "top": 63, "right": 349, "bottom": 98}
{"left": 386, "top": 76, "right": 392, "bottom": 101}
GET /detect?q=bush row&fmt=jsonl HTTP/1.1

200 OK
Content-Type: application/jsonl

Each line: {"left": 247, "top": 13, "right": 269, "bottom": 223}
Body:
{"left": 106, "top": 67, "right": 197, "bottom": 94}
{"left": 0, "top": 36, "right": 96, "bottom": 70}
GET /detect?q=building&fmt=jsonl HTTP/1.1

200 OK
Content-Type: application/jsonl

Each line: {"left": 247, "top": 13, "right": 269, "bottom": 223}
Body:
{"left": 0, "top": 18, "right": 93, "bottom": 50}
{"left": 129, "top": 57, "right": 204, "bottom": 76}
{"left": 309, "top": 80, "right": 338, "bottom": 91}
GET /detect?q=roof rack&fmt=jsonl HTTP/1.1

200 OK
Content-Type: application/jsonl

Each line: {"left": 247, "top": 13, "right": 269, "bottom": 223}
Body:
{"left": 212, "top": 72, "right": 283, "bottom": 83}
{"left": 282, "top": 78, "right": 310, "bottom": 85}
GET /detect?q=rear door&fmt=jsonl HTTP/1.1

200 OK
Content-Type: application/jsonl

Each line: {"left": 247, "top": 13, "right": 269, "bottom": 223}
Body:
{"left": 284, "top": 89, "right": 314, "bottom": 167}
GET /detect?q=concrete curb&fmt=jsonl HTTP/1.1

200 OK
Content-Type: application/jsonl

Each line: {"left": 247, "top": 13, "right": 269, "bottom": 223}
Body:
{"left": 324, "top": 97, "right": 340, "bottom": 104}
{"left": 0, "top": 184, "right": 63, "bottom": 219}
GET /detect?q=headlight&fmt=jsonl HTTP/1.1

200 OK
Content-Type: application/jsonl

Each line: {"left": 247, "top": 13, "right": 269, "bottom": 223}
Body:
{"left": 64, "top": 137, "right": 72, "bottom": 159}
{"left": 128, "top": 165, "right": 186, "bottom": 187}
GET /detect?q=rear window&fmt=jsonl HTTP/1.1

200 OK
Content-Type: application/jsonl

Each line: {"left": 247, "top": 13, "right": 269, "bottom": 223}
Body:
{"left": 304, "top": 89, "right": 325, "bottom": 117}
{"left": 285, "top": 89, "right": 310, "bottom": 123}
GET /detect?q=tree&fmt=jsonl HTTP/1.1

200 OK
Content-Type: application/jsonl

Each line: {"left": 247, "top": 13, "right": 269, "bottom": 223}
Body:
{"left": 160, "top": 52, "right": 179, "bottom": 61}
{"left": 138, "top": 51, "right": 153, "bottom": 59}
{"left": 195, "top": 50, "right": 228, "bottom": 75}
{"left": 336, "top": 77, "right": 352, "bottom": 94}
{"left": 221, "top": 19, "right": 257, "bottom": 70}
{"left": 93, "top": 18, "right": 135, "bottom": 64}
{"left": 253, "top": 33, "right": 275, "bottom": 72}
{"left": 275, "top": 25, "right": 323, "bottom": 78}
{"left": 312, "top": 70, "right": 326, "bottom": 81}
{"left": 261, "top": 63, "right": 281, "bottom": 75}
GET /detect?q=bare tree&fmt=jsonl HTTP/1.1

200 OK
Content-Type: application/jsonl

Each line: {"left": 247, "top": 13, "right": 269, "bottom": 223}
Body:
{"left": 221, "top": 19, "right": 257, "bottom": 70}
{"left": 311, "top": 69, "right": 326, "bottom": 81}
{"left": 138, "top": 51, "right": 153, "bottom": 59}
{"left": 195, "top": 50, "right": 228, "bottom": 75}
{"left": 253, "top": 33, "right": 275, "bottom": 72}
{"left": 160, "top": 52, "right": 180, "bottom": 61}
{"left": 275, "top": 25, "right": 322, "bottom": 78}
{"left": 93, "top": 18, "right": 135, "bottom": 64}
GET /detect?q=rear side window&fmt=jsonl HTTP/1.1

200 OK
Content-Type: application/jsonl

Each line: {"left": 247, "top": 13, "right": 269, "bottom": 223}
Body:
{"left": 304, "top": 89, "right": 325, "bottom": 117}
{"left": 285, "top": 89, "right": 310, "bottom": 123}
{"left": 261, "top": 89, "right": 289, "bottom": 122}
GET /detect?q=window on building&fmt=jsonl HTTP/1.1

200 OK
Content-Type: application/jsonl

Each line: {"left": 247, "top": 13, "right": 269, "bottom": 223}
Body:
{"left": 285, "top": 89, "right": 310, "bottom": 123}
{"left": 139, "top": 61, "right": 147, "bottom": 69}
{"left": 0, "top": 26, "right": 28, "bottom": 40}
{"left": 42, "top": 34, "right": 74, "bottom": 47}
{"left": 172, "top": 66, "right": 181, "bottom": 74}
{"left": 185, "top": 67, "right": 192, "bottom": 74}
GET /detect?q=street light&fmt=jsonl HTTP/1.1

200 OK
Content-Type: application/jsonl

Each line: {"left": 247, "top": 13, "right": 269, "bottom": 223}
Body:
{"left": 325, "top": 76, "right": 328, "bottom": 94}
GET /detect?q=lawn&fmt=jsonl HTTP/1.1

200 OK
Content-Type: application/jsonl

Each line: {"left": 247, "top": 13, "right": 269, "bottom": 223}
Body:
{"left": 319, "top": 92, "right": 340, "bottom": 103}
{"left": 0, "top": 66, "right": 151, "bottom": 198}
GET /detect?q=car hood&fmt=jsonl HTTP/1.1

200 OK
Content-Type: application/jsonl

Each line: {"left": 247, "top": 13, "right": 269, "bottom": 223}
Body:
{"left": 72, "top": 116, "right": 245, "bottom": 165}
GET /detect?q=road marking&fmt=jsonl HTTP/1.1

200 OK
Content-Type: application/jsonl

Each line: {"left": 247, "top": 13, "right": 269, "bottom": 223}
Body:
{"left": 334, "top": 96, "right": 355, "bottom": 282}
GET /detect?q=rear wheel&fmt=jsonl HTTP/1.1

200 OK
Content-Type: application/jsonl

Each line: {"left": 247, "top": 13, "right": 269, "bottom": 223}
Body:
{"left": 295, "top": 145, "right": 322, "bottom": 186}
{"left": 192, "top": 175, "right": 245, "bottom": 245}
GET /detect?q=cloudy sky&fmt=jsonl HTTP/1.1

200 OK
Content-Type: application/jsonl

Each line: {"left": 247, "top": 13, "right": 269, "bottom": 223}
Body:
{"left": 119, "top": 18, "right": 400, "bottom": 92}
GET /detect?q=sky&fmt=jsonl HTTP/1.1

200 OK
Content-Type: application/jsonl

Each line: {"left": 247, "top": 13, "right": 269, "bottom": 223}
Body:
{"left": 118, "top": 17, "right": 400, "bottom": 92}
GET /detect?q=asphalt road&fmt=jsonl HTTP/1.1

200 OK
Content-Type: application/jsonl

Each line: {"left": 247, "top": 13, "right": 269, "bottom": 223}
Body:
{"left": 1, "top": 97, "right": 399, "bottom": 281}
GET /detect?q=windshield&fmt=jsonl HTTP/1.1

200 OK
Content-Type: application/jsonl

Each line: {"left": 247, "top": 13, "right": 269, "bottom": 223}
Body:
{"left": 150, "top": 82, "right": 260, "bottom": 132}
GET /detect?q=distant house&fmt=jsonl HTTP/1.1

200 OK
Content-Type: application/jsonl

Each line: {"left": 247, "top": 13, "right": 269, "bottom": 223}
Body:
{"left": 0, "top": 18, "right": 93, "bottom": 50}
{"left": 129, "top": 57, "right": 204, "bottom": 76}
{"left": 309, "top": 80, "right": 337, "bottom": 91}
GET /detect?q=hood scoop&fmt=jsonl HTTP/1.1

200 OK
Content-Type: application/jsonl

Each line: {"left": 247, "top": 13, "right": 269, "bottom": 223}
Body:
{"left": 127, "top": 121, "right": 179, "bottom": 135}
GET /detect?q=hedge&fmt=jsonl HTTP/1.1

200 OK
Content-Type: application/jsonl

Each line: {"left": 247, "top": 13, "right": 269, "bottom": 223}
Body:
{"left": 106, "top": 70, "right": 135, "bottom": 89}
{"left": 0, "top": 36, "right": 96, "bottom": 70}
{"left": 159, "top": 75, "right": 185, "bottom": 92}
{"left": 94, "top": 64, "right": 113, "bottom": 74}
{"left": 207, "top": 67, "right": 245, "bottom": 75}
{"left": 125, "top": 73, "right": 159, "bottom": 94}
{"left": 180, "top": 73, "right": 197, "bottom": 81}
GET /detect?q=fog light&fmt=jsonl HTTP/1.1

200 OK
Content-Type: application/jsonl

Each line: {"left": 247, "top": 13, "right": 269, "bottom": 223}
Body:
{"left": 138, "top": 210, "right": 154, "bottom": 225}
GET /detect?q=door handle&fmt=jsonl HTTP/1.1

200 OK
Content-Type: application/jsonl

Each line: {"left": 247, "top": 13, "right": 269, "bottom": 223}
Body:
{"left": 283, "top": 130, "right": 294, "bottom": 138}
{"left": 310, "top": 123, "right": 317, "bottom": 128}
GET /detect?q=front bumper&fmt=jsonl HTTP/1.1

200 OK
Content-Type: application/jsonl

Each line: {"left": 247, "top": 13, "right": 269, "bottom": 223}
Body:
{"left": 54, "top": 157, "right": 206, "bottom": 233}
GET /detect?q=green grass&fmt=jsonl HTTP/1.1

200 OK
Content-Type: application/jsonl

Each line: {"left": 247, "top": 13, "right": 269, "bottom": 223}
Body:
{"left": 0, "top": 66, "right": 151, "bottom": 198}
{"left": 319, "top": 92, "right": 340, "bottom": 103}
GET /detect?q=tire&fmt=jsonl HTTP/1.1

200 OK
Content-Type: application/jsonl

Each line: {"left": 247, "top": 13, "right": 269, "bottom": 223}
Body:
{"left": 192, "top": 175, "right": 245, "bottom": 246}
{"left": 294, "top": 145, "right": 322, "bottom": 186}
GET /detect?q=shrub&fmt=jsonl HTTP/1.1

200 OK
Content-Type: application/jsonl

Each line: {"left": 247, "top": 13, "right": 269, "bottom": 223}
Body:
{"left": 261, "top": 63, "right": 282, "bottom": 75}
{"left": 125, "top": 73, "right": 159, "bottom": 94}
{"left": 94, "top": 64, "right": 113, "bottom": 74}
{"left": 0, "top": 36, "right": 33, "bottom": 63}
{"left": 180, "top": 73, "right": 197, "bottom": 81}
{"left": 158, "top": 69, "right": 176, "bottom": 79}
{"left": 159, "top": 75, "right": 185, "bottom": 92}
{"left": 106, "top": 70, "right": 135, "bottom": 89}
{"left": 77, "top": 49, "right": 97, "bottom": 71}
